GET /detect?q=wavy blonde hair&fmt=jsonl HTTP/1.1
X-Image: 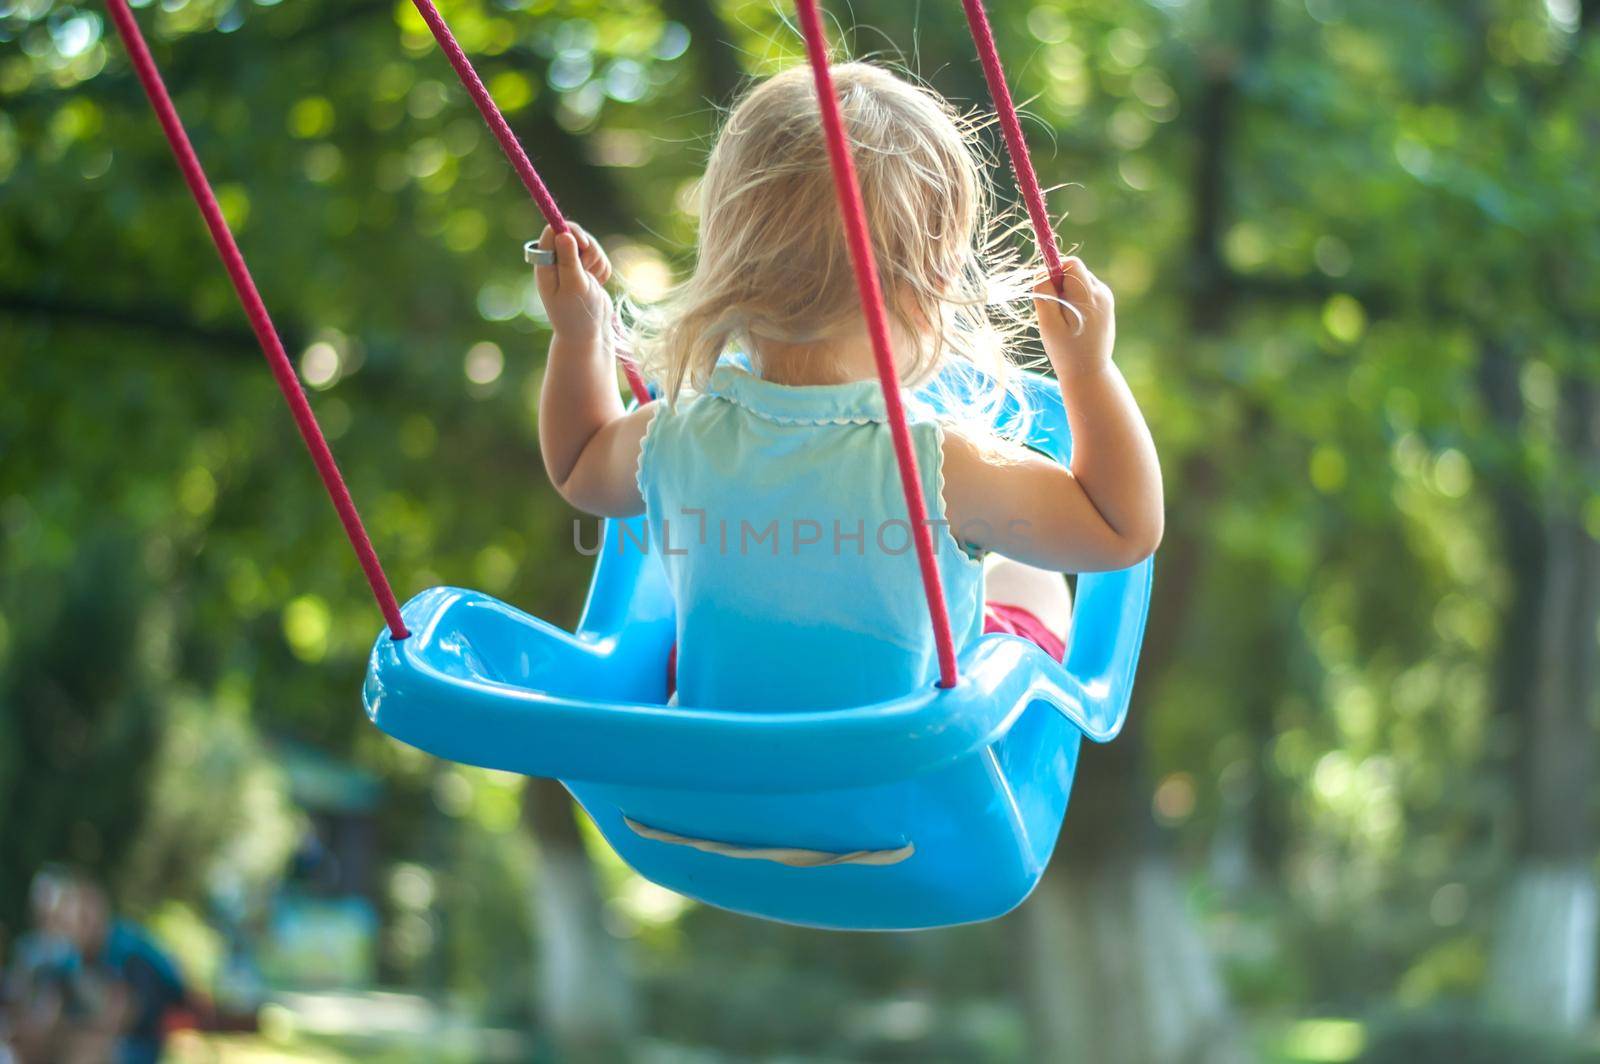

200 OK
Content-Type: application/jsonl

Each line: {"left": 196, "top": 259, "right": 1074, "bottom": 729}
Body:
{"left": 634, "top": 61, "right": 1042, "bottom": 426}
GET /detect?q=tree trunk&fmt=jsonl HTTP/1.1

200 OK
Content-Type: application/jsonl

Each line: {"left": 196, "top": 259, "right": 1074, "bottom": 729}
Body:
{"left": 1485, "top": 863, "right": 1598, "bottom": 1029}
{"left": 1016, "top": 460, "right": 1248, "bottom": 1064}
{"left": 1023, "top": 857, "right": 1247, "bottom": 1064}
{"left": 1019, "top": 770, "right": 1249, "bottom": 1063}
{"left": 1010, "top": 0, "right": 1271, "bottom": 1039}
{"left": 522, "top": 778, "right": 636, "bottom": 1062}
{"left": 1483, "top": 380, "right": 1600, "bottom": 1032}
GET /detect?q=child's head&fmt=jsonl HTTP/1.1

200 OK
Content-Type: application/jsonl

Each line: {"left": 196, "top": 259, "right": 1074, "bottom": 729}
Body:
{"left": 639, "top": 62, "right": 1034, "bottom": 405}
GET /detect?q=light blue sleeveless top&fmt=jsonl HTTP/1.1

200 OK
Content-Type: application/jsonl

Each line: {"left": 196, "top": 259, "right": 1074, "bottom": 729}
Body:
{"left": 637, "top": 365, "right": 986, "bottom": 711}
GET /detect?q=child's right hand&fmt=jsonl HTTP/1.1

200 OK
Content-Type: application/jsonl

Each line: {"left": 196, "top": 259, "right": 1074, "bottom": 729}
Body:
{"left": 534, "top": 222, "right": 613, "bottom": 342}
{"left": 944, "top": 253, "right": 1162, "bottom": 572}
{"left": 1035, "top": 257, "right": 1115, "bottom": 378}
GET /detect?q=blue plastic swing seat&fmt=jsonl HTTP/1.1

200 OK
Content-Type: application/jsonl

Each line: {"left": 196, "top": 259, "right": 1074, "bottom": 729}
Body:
{"left": 363, "top": 371, "right": 1152, "bottom": 930}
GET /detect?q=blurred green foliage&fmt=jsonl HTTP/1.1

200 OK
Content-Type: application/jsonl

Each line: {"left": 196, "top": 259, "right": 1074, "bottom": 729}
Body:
{"left": 1, "top": 0, "right": 1597, "bottom": 1059}
{"left": 1355, "top": 1010, "right": 1600, "bottom": 1064}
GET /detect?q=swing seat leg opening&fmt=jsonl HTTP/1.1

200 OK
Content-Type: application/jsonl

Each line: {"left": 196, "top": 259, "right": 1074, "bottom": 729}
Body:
{"left": 570, "top": 713, "right": 1083, "bottom": 931}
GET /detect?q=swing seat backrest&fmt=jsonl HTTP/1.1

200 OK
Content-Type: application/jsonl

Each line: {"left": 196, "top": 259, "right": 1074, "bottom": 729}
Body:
{"left": 364, "top": 372, "right": 1153, "bottom": 930}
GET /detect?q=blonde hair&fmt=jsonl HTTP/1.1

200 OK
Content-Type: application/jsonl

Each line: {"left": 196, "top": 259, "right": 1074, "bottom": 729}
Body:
{"left": 634, "top": 61, "right": 1041, "bottom": 426}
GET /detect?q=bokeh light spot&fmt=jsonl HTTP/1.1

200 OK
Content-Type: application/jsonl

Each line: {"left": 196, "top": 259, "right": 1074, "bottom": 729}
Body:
{"left": 464, "top": 341, "right": 504, "bottom": 386}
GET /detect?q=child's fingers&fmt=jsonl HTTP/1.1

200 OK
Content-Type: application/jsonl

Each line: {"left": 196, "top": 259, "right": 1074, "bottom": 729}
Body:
{"left": 534, "top": 226, "right": 557, "bottom": 272}
{"left": 555, "top": 232, "right": 584, "bottom": 287}
{"left": 567, "top": 222, "right": 597, "bottom": 260}
{"left": 569, "top": 223, "right": 612, "bottom": 283}
{"left": 1034, "top": 271, "right": 1093, "bottom": 336}
{"left": 1031, "top": 277, "right": 1063, "bottom": 317}
{"left": 533, "top": 225, "right": 559, "bottom": 295}
{"left": 1065, "top": 257, "right": 1115, "bottom": 308}
{"left": 1057, "top": 257, "right": 1100, "bottom": 304}
{"left": 1031, "top": 280, "right": 1077, "bottom": 333}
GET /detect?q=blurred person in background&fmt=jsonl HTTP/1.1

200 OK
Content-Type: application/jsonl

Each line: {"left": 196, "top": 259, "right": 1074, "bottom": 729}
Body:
{"left": 1, "top": 868, "right": 122, "bottom": 1063}
{"left": 64, "top": 878, "right": 191, "bottom": 1064}
{"left": 1, "top": 871, "right": 192, "bottom": 1064}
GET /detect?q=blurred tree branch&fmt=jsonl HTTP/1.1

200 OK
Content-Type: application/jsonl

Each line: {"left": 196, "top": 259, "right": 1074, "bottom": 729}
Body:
{"left": 0, "top": 288, "right": 279, "bottom": 354}
{"left": 0, "top": 287, "right": 499, "bottom": 409}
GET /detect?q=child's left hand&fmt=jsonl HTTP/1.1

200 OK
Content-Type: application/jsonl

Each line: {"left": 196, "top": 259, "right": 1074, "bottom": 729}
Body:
{"left": 534, "top": 222, "right": 613, "bottom": 341}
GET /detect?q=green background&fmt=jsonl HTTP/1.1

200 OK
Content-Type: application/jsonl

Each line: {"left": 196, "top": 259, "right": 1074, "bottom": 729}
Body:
{"left": 2, "top": 0, "right": 1597, "bottom": 1060}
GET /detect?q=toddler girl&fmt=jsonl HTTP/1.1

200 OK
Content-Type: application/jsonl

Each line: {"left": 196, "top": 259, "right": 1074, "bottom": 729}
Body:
{"left": 534, "top": 63, "right": 1162, "bottom": 711}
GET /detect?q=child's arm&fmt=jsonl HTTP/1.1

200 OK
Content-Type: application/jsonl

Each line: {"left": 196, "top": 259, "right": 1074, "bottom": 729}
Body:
{"left": 942, "top": 257, "right": 1163, "bottom": 571}
{"left": 534, "top": 224, "right": 655, "bottom": 518}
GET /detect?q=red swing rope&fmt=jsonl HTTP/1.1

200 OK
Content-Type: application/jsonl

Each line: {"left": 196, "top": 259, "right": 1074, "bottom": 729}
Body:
{"left": 792, "top": 2, "right": 1070, "bottom": 687}
{"left": 104, "top": 0, "right": 410, "bottom": 640}
{"left": 794, "top": 0, "right": 960, "bottom": 689}
{"left": 960, "top": 0, "right": 1067, "bottom": 293}
{"left": 407, "top": 0, "right": 652, "bottom": 406}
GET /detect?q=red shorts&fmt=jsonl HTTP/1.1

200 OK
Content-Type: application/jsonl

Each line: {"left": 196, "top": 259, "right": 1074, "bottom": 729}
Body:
{"left": 983, "top": 601, "right": 1066, "bottom": 662}
{"left": 666, "top": 602, "right": 1065, "bottom": 694}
